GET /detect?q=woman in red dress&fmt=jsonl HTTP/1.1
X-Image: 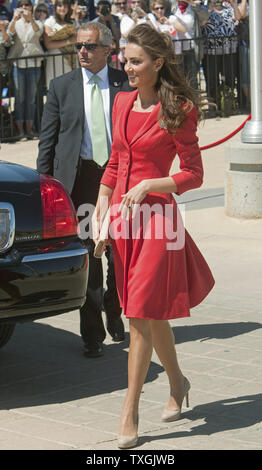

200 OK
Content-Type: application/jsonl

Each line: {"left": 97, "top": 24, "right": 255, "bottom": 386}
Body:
{"left": 93, "top": 23, "right": 215, "bottom": 448}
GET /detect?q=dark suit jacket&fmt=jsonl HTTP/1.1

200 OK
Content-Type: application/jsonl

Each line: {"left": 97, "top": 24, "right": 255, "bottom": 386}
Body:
{"left": 37, "top": 66, "right": 131, "bottom": 194}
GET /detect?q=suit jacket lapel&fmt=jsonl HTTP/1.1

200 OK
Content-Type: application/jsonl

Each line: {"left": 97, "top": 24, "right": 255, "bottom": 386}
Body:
{"left": 108, "top": 67, "right": 127, "bottom": 134}
{"left": 70, "top": 68, "right": 84, "bottom": 128}
{"left": 129, "top": 101, "right": 162, "bottom": 147}
{"left": 119, "top": 90, "right": 162, "bottom": 148}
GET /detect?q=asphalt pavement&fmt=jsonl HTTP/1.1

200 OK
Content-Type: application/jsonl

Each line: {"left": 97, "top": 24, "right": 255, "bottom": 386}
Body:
{"left": 0, "top": 113, "right": 261, "bottom": 452}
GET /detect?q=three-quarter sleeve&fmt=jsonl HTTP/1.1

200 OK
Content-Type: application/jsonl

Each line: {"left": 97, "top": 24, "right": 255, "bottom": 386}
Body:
{"left": 171, "top": 107, "right": 203, "bottom": 195}
{"left": 100, "top": 94, "right": 120, "bottom": 189}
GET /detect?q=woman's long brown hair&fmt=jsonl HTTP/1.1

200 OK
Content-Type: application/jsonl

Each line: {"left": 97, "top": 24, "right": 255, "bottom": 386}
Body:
{"left": 127, "top": 23, "right": 203, "bottom": 134}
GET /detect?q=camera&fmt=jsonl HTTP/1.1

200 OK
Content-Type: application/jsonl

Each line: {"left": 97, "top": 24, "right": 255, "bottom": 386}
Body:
{"left": 17, "top": 8, "right": 24, "bottom": 14}
{"left": 79, "top": 5, "right": 87, "bottom": 11}
{"left": 100, "top": 5, "right": 110, "bottom": 16}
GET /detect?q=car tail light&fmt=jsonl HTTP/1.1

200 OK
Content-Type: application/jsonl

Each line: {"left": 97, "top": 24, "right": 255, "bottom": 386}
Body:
{"left": 40, "top": 174, "right": 78, "bottom": 239}
{"left": 0, "top": 203, "right": 15, "bottom": 253}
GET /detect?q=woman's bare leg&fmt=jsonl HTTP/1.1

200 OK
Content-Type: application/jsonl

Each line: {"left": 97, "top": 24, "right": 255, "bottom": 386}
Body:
{"left": 119, "top": 317, "right": 153, "bottom": 437}
{"left": 150, "top": 319, "right": 185, "bottom": 410}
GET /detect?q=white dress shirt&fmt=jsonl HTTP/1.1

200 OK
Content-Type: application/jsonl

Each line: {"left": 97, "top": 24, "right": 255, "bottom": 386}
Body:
{"left": 80, "top": 64, "right": 111, "bottom": 160}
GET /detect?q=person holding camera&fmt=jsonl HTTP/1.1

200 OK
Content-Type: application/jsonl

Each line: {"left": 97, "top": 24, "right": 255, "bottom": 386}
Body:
{"left": 120, "top": 0, "right": 148, "bottom": 39}
{"left": 43, "top": 0, "right": 76, "bottom": 89}
{"left": 37, "top": 22, "right": 131, "bottom": 358}
{"left": 94, "top": 0, "right": 120, "bottom": 45}
{"left": 7, "top": 0, "right": 44, "bottom": 140}
{"left": 71, "top": 0, "right": 89, "bottom": 27}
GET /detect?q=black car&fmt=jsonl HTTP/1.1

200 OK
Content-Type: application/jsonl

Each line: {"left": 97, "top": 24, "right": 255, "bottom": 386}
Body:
{"left": 0, "top": 161, "right": 88, "bottom": 348}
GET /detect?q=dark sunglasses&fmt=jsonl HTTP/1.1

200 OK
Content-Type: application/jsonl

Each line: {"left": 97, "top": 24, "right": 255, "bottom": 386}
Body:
{"left": 20, "top": 3, "right": 31, "bottom": 5}
{"left": 75, "top": 42, "right": 107, "bottom": 51}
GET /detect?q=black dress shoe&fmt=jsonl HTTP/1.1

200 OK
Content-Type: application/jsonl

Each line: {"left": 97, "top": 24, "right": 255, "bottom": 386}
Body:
{"left": 106, "top": 317, "right": 125, "bottom": 342}
{"left": 83, "top": 342, "right": 104, "bottom": 358}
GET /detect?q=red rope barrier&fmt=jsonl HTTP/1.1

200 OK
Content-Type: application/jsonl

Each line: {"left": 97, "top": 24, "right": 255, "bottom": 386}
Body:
{"left": 200, "top": 114, "right": 251, "bottom": 151}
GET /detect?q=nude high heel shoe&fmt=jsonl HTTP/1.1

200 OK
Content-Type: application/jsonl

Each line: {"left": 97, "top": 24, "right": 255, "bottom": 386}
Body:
{"left": 161, "top": 376, "right": 191, "bottom": 422}
{"left": 117, "top": 416, "right": 139, "bottom": 449}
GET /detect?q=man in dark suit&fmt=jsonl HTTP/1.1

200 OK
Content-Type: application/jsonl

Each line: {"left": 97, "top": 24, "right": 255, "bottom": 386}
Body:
{"left": 37, "top": 21, "right": 130, "bottom": 357}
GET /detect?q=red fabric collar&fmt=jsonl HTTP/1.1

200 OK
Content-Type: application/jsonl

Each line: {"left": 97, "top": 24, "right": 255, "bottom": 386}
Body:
{"left": 178, "top": 1, "right": 189, "bottom": 13}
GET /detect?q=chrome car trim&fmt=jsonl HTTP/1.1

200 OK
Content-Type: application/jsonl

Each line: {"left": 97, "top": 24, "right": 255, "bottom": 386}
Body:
{"left": 0, "top": 203, "right": 15, "bottom": 253}
{"left": 22, "top": 247, "right": 88, "bottom": 263}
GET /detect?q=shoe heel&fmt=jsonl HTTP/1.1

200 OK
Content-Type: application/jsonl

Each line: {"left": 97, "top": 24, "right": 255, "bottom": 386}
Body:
{"left": 185, "top": 391, "right": 189, "bottom": 408}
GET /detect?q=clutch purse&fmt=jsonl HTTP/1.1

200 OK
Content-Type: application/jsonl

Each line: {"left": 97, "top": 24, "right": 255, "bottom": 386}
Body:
{"left": 93, "top": 208, "right": 110, "bottom": 259}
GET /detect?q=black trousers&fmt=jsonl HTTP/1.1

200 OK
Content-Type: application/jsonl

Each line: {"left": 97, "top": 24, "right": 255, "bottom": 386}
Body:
{"left": 202, "top": 53, "right": 237, "bottom": 106}
{"left": 71, "top": 158, "right": 121, "bottom": 345}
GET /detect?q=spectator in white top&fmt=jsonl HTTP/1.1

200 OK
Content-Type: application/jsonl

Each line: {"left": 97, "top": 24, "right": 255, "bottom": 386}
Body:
{"left": 112, "top": 0, "right": 127, "bottom": 19}
{"left": 7, "top": 0, "right": 44, "bottom": 140}
{"left": 34, "top": 1, "right": 50, "bottom": 23}
{"left": 147, "top": 0, "right": 175, "bottom": 33}
{"left": 120, "top": 0, "right": 148, "bottom": 39}
{"left": 171, "top": 0, "right": 208, "bottom": 89}
{"left": 44, "top": 0, "right": 76, "bottom": 89}
{"left": 112, "top": 0, "right": 127, "bottom": 69}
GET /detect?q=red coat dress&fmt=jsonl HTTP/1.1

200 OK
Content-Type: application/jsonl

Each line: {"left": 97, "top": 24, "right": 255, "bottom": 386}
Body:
{"left": 101, "top": 90, "right": 215, "bottom": 320}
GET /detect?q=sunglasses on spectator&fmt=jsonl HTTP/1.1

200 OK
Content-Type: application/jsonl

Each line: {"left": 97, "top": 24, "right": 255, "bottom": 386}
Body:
{"left": 75, "top": 43, "right": 107, "bottom": 51}
{"left": 19, "top": 3, "right": 31, "bottom": 6}
{"left": 153, "top": 6, "right": 164, "bottom": 10}
{"left": 115, "top": 1, "right": 126, "bottom": 5}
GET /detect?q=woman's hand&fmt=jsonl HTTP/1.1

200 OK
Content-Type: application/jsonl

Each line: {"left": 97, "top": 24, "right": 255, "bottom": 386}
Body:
{"left": 91, "top": 208, "right": 110, "bottom": 252}
{"left": 159, "top": 16, "right": 168, "bottom": 24}
{"left": 131, "top": 7, "right": 147, "bottom": 21}
{"left": 91, "top": 209, "right": 100, "bottom": 244}
{"left": 119, "top": 180, "right": 149, "bottom": 220}
{"left": 13, "top": 9, "right": 22, "bottom": 21}
{"left": 22, "top": 9, "right": 33, "bottom": 22}
{"left": 68, "top": 33, "right": 76, "bottom": 44}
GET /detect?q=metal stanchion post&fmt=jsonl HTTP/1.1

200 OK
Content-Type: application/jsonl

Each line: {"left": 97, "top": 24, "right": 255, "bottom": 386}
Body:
{"left": 225, "top": 0, "right": 262, "bottom": 218}
{"left": 242, "top": 0, "right": 262, "bottom": 143}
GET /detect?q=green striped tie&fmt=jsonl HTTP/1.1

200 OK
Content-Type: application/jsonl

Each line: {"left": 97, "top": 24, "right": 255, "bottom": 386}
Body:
{"left": 90, "top": 75, "right": 108, "bottom": 167}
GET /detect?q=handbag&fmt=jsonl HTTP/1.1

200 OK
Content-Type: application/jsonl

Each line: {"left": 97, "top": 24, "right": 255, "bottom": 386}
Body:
{"left": 93, "top": 208, "right": 110, "bottom": 259}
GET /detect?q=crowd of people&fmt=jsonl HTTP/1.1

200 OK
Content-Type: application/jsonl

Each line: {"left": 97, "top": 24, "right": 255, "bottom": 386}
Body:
{"left": 0, "top": 0, "right": 249, "bottom": 140}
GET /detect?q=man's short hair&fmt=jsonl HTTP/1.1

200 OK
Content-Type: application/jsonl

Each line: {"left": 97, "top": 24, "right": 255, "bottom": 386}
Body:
{"left": 78, "top": 21, "right": 113, "bottom": 46}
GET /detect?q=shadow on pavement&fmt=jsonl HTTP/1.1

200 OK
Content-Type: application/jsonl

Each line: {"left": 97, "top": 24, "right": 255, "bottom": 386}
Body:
{"left": 173, "top": 321, "right": 262, "bottom": 344}
{"left": 0, "top": 321, "right": 161, "bottom": 410}
{"left": 0, "top": 320, "right": 260, "bottom": 412}
{"left": 138, "top": 392, "right": 262, "bottom": 447}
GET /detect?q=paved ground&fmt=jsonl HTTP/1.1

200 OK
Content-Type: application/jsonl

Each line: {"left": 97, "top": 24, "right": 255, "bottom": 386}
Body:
{"left": 0, "top": 114, "right": 262, "bottom": 451}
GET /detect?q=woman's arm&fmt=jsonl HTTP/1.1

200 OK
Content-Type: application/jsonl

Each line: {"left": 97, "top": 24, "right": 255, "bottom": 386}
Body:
{"left": 0, "top": 20, "right": 9, "bottom": 41}
{"left": 237, "top": 0, "right": 247, "bottom": 19}
{"left": 7, "top": 9, "right": 20, "bottom": 35}
{"left": 43, "top": 24, "right": 76, "bottom": 50}
{"left": 168, "top": 15, "right": 187, "bottom": 34}
{"left": 92, "top": 184, "right": 114, "bottom": 242}
{"left": 23, "top": 9, "right": 40, "bottom": 32}
{"left": 229, "top": 0, "right": 242, "bottom": 21}
{"left": 119, "top": 107, "right": 203, "bottom": 220}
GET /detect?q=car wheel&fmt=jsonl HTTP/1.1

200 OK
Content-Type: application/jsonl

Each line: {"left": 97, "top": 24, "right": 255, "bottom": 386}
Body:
{"left": 0, "top": 323, "right": 16, "bottom": 348}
